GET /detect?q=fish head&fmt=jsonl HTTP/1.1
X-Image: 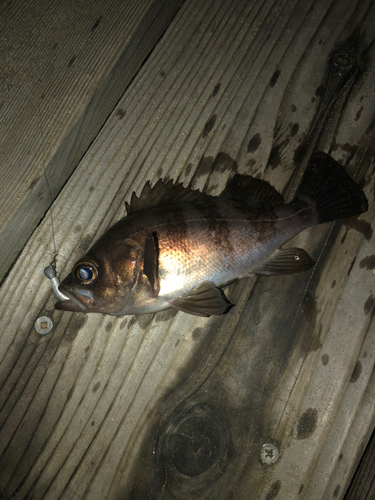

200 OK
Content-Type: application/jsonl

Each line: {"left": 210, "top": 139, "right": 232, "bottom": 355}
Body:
{"left": 55, "top": 239, "right": 141, "bottom": 315}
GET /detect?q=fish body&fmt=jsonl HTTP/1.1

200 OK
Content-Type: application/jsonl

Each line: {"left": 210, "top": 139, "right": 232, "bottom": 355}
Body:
{"left": 55, "top": 152, "right": 368, "bottom": 317}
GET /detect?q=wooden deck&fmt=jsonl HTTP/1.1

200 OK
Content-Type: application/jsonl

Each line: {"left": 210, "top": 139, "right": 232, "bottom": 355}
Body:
{"left": 0, "top": 0, "right": 374, "bottom": 498}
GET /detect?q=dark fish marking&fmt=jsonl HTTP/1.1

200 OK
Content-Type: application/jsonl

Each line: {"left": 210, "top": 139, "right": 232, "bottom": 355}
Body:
{"left": 91, "top": 15, "right": 103, "bottom": 32}
{"left": 315, "top": 85, "right": 325, "bottom": 96}
{"left": 159, "top": 70, "right": 165, "bottom": 78}
{"left": 247, "top": 133, "right": 262, "bottom": 153}
{"left": 291, "top": 104, "right": 297, "bottom": 112}
{"left": 68, "top": 56, "right": 76, "bottom": 67}
{"left": 220, "top": 173, "right": 284, "bottom": 208}
{"left": 202, "top": 114, "right": 217, "bottom": 138}
{"left": 270, "top": 69, "right": 281, "bottom": 87}
{"left": 143, "top": 231, "right": 160, "bottom": 295}
{"left": 297, "top": 408, "right": 318, "bottom": 439}
{"left": 92, "top": 381, "right": 100, "bottom": 393}
{"left": 212, "top": 83, "right": 221, "bottom": 97}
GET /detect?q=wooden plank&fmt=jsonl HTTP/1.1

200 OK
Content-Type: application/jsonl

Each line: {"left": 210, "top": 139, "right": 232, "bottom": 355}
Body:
{"left": 0, "top": 0, "right": 374, "bottom": 498}
{"left": 344, "top": 415, "right": 375, "bottom": 499}
{"left": 0, "top": 0, "right": 184, "bottom": 283}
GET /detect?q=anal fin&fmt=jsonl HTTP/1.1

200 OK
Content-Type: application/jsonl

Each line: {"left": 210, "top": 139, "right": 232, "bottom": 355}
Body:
{"left": 251, "top": 248, "right": 315, "bottom": 276}
{"left": 171, "top": 282, "right": 233, "bottom": 317}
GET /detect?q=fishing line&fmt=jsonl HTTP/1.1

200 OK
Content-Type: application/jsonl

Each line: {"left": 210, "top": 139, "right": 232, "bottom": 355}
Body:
{"left": 38, "top": 97, "right": 69, "bottom": 303}
{"left": 39, "top": 98, "right": 58, "bottom": 270}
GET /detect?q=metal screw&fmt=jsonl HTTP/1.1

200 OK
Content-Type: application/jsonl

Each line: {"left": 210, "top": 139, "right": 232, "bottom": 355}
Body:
{"left": 260, "top": 443, "right": 279, "bottom": 464}
{"left": 35, "top": 316, "right": 53, "bottom": 335}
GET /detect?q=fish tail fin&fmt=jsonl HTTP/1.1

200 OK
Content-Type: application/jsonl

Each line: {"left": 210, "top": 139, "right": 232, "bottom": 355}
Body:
{"left": 294, "top": 152, "right": 368, "bottom": 224}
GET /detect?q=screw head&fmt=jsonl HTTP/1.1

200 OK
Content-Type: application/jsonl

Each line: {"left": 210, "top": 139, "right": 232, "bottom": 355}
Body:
{"left": 260, "top": 443, "right": 279, "bottom": 464}
{"left": 35, "top": 316, "right": 53, "bottom": 335}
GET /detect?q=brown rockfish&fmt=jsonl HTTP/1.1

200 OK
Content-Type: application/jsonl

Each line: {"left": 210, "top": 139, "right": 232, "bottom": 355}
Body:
{"left": 55, "top": 152, "right": 367, "bottom": 317}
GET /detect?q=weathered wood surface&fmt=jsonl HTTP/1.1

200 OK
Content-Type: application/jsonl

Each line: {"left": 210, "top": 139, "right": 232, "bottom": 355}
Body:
{"left": 345, "top": 424, "right": 375, "bottom": 499}
{"left": 0, "top": 0, "right": 374, "bottom": 499}
{"left": 0, "top": 0, "right": 183, "bottom": 283}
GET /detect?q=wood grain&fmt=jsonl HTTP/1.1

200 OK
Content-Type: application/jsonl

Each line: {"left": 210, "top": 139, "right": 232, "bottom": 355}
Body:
{"left": 0, "top": 0, "right": 374, "bottom": 498}
{"left": 0, "top": 0, "right": 184, "bottom": 283}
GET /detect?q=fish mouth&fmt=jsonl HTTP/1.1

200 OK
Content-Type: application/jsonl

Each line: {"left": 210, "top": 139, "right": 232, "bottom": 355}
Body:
{"left": 55, "top": 286, "right": 93, "bottom": 312}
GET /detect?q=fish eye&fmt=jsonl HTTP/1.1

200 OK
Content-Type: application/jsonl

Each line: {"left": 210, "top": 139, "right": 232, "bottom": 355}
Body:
{"left": 74, "top": 260, "right": 99, "bottom": 285}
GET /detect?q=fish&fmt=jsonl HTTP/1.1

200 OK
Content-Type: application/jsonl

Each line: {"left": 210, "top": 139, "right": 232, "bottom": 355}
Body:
{"left": 55, "top": 152, "right": 368, "bottom": 317}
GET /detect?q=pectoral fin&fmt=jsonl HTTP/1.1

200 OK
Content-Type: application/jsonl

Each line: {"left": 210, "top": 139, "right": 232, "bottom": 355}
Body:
{"left": 143, "top": 231, "right": 160, "bottom": 295}
{"left": 171, "top": 282, "right": 233, "bottom": 317}
{"left": 251, "top": 248, "right": 315, "bottom": 276}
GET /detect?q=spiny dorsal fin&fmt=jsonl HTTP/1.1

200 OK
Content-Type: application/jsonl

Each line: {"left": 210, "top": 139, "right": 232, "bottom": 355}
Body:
{"left": 220, "top": 173, "right": 284, "bottom": 208}
{"left": 125, "top": 179, "right": 215, "bottom": 215}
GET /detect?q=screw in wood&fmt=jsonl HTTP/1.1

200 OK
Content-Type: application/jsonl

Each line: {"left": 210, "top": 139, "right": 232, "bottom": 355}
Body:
{"left": 260, "top": 443, "right": 279, "bottom": 464}
{"left": 34, "top": 316, "right": 53, "bottom": 335}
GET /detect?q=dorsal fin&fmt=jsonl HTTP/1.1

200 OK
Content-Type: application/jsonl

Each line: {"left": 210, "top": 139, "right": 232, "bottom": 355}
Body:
{"left": 219, "top": 173, "right": 284, "bottom": 208}
{"left": 125, "top": 179, "right": 214, "bottom": 215}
